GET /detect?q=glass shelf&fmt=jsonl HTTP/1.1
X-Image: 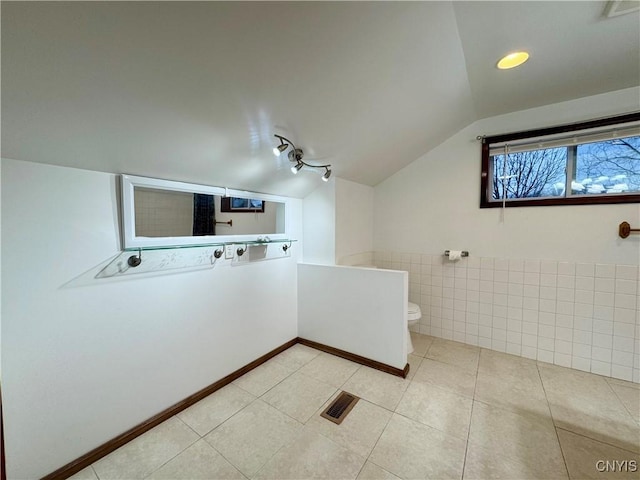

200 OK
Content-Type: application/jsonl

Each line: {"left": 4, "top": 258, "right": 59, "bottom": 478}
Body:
{"left": 98, "top": 239, "right": 297, "bottom": 278}
{"left": 123, "top": 238, "right": 297, "bottom": 252}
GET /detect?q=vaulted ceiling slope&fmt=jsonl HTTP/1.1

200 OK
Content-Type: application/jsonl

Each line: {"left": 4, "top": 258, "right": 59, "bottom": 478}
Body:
{"left": 2, "top": 2, "right": 638, "bottom": 198}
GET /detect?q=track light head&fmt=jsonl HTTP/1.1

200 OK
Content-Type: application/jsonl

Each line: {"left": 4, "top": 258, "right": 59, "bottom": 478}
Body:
{"left": 273, "top": 142, "right": 288, "bottom": 157}
{"left": 291, "top": 162, "right": 303, "bottom": 174}
{"left": 322, "top": 168, "right": 332, "bottom": 182}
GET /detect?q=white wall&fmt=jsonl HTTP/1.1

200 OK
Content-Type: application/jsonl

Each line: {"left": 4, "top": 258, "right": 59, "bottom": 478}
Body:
{"left": 374, "top": 87, "right": 640, "bottom": 264}
{"left": 335, "top": 178, "right": 374, "bottom": 265}
{"left": 1, "top": 159, "right": 302, "bottom": 479}
{"left": 298, "top": 263, "right": 407, "bottom": 369}
{"left": 302, "top": 180, "right": 336, "bottom": 264}
{"left": 371, "top": 87, "right": 640, "bottom": 382}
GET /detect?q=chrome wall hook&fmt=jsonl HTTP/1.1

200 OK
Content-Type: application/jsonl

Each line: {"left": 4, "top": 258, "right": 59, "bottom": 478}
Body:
{"left": 127, "top": 248, "right": 142, "bottom": 267}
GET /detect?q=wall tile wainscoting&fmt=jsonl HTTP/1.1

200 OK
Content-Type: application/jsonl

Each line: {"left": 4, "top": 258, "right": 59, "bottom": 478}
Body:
{"left": 373, "top": 251, "right": 640, "bottom": 383}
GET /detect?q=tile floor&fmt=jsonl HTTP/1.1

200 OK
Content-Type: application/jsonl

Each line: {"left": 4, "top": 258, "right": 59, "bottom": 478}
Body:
{"left": 69, "top": 334, "right": 639, "bottom": 480}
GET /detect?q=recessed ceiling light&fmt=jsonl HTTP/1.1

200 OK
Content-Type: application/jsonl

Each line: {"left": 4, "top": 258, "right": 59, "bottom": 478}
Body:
{"left": 497, "top": 51, "right": 529, "bottom": 70}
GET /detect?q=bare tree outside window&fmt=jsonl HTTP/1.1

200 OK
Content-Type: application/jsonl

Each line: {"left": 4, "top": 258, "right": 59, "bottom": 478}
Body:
{"left": 574, "top": 136, "right": 640, "bottom": 194}
{"left": 491, "top": 147, "right": 566, "bottom": 199}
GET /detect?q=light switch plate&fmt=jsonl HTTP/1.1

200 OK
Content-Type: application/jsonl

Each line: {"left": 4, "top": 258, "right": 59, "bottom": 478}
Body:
{"left": 225, "top": 244, "right": 235, "bottom": 259}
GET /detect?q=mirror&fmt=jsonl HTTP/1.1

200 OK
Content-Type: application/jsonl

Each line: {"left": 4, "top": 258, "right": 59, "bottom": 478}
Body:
{"left": 122, "top": 175, "right": 289, "bottom": 249}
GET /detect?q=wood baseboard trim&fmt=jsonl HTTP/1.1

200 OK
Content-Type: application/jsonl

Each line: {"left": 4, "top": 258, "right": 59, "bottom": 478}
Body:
{"left": 296, "top": 337, "right": 409, "bottom": 378}
{"left": 41, "top": 337, "right": 405, "bottom": 479}
{"left": 41, "top": 338, "right": 297, "bottom": 480}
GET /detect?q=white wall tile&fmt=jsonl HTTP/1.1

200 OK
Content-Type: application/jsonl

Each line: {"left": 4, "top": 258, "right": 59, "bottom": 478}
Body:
{"left": 616, "top": 265, "right": 637, "bottom": 280}
{"left": 558, "top": 275, "right": 576, "bottom": 289}
{"left": 379, "top": 251, "right": 638, "bottom": 383}
{"left": 558, "top": 262, "right": 576, "bottom": 276}
{"left": 574, "top": 290, "right": 594, "bottom": 305}
{"left": 539, "top": 324, "right": 555, "bottom": 339}
{"left": 593, "top": 333, "right": 613, "bottom": 349}
{"left": 576, "top": 263, "right": 595, "bottom": 277}
{"left": 540, "top": 260, "right": 558, "bottom": 274}
{"left": 574, "top": 316, "right": 593, "bottom": 332}
{"left": 615, "top": 293, "right": 636, "bottom": 310}
{"left": 540, "top": 274, "right": 557, "bottom": 287}
{"left": 612, "top": 349, "right": 633, "bottom": 367}
{"left": 522, "top": 333, "right": 537, "bottom": 347}
{"left": 537, "top": 349, "right": 554, "bottom": 363}
{"left": 554, "top": 352, "right": 572, "bottom": 367}
{"left": 595, "top": 264, "right": 615, "bottom": 279}
{"left": 524, "top": 260, "right": 541, "bottom": 273}
{"left": 593, "top": 319, "right": 613, "bottom": 335}
{"left": 611, "top": 364, "right": 633, "bottom": 381}
{"left": 573, "top": 343, "right": 592, "bottom": 359}
{"left": 591, "top": 360, "right": 611, "bottom": 376}
{"left": 494, "top": 258, "right": 509, "bottom": 271}
{"left": 572, "top": 356, "right": 591, "bottom": 372}
{"left": 594, "top": 292, "right": 614, "bottom": 307}
{"left": 592, "top": 346, "right": 612, "bottom": 362}
{"left": 494, "top": 271, "right": 509, "bottom": 283}
{"left": 613, "top": 335, "right": 634, "bottom": 353}
{"left": 575, "top": 276, "right": 595, "bottom": 291}
{"left": 615, "top": 279, "right": 637, "bottom": 295}
{"left": 593, "top": 305, "right": 614, "bottom": 321}
{"left": 573, "top": 330, "right": 592, "bottom": 345}
{"left": 595, "top": 278, "right": 615, "bottom": 293}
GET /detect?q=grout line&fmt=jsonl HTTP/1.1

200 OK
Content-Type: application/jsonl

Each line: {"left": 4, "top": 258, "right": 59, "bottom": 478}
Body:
{"left": 460, "top": 346, "right": 480, "bottom": 479}
{"left": 554, "top": 426, "right": 640, "bottom": 455}
{"left": 535, "top": 361, "right": 571, "bottom": 480}
{"left": 89, "top": 465, "right": 99, "bottom": 480}
{"left": 602, "top": 376, "right": 639, "bottom": 424}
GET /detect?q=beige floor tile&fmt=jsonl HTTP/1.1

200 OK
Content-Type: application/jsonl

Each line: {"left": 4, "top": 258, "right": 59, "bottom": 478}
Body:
{"left": 306, "top": 394, "right": 392, "bottom": 458}
{"left": 146, "top": 439, "right": 245, "bottom": 479}
{"left": 341, "top": 366, "right": 410, "bottom": 411}
{"left": 203, "top": 399, "right": 302, "bottom": 477}
{"left": 270, "top": 344, "right": 322, "bottom": 370}
{"left": 396, "top": 380, "right": 472, "bottom": 439}
{"left": 607, "top": 377, "right": 640, "bottom": 391}
{"left": 92, "top": 417, "right": 199, "bottom": 480}
{"left": 557, "top": 428, "right": 640, "bottom": 480}
{"left": 463, "top": 440, "right": 569, "bottom": 480}
{"left": 539, "top": 363, "right": 640, "bottom": 453}
{"left": 254, "top": 428, "right": 365, "bottom": 480}
{"left": 369, "top": 414, "right": 466, "bottom": 480}
{"left": 410, "top": 332, "right": 434, "bottom": 357}
{"left": 413, "top": 359, "right": 477, "bottom": 398}
{"left": 478, "top": 348, "right": 540, "bottom": 383}
{"left": 475, "top": 370, "right": 550, "bottom": 418}
{"left": 426, "top": 338, "right": 480, "bottom": 372}
{"left": 468, "top": 401, "right": 567, "bottom": 478}
{"left": 356, "top": 461, "right": 400, "bottom": 480}
{"left": 261, "top": 371, "right": 337, "bottom": 422}
{"left": 406, "top": 354, "right": 423, "bottom": 380}
{"left": 298, "top": 352, "right": 361, "bottom": 388}
{"left": 232, "top": 358, "right": 295, "bottom": 397}
{"left": 177, "top": 384, "right": 255, "bottom": 436}
{"left": 67, "top": 466, "right": 98, "bottom": 480}
{"left": 609, "top": 383, "right": 640, "bottom": 424}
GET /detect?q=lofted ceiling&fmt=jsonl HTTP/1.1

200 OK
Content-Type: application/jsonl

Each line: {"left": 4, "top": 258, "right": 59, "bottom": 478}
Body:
{"left": 2, "top": 1, "right": 639, "bottom": 198}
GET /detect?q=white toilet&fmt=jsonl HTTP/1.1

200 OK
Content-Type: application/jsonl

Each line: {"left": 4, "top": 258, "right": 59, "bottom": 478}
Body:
{"left": 407, "top": 301, "right": 422, "bottom": 354}
{"left": 356, "top": 264, "right": 422, "bottom": 354}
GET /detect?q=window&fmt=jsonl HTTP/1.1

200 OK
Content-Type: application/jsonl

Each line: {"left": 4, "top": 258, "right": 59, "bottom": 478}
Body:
{"left": 480, "top": 112, "right": 640, "bottom": 207}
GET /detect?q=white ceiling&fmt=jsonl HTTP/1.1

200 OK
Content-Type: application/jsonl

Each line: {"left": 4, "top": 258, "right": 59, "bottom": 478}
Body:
{"left": 2, "top": 1, "right": 638, "bottom": 198}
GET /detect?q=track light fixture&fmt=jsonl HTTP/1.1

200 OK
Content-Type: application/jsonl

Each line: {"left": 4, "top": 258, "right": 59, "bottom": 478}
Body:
{"left": 273, "top": 134, "right": 332, "bottom": 181}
